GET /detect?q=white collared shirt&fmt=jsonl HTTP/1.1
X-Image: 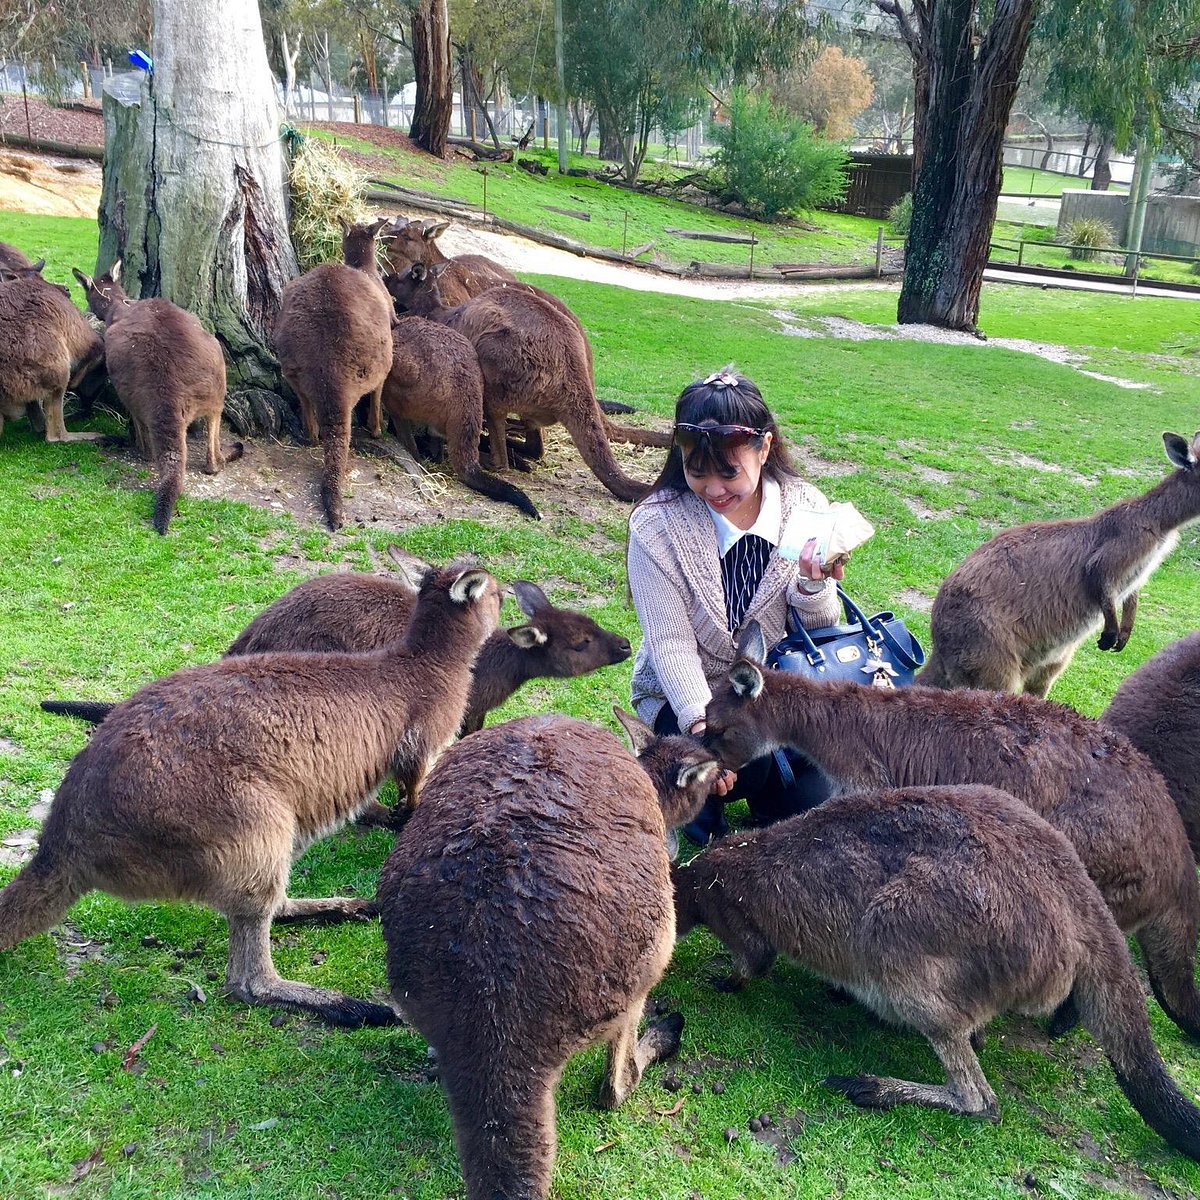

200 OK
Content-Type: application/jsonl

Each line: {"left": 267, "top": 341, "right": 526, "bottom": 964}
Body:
{"left": 705, "top": 476, "right": 782, "bottom": 557}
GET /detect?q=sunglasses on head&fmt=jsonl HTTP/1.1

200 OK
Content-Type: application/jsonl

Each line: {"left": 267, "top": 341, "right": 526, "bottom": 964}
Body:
{"left": 674, "top": 423, "right": 767, "bottom": 456}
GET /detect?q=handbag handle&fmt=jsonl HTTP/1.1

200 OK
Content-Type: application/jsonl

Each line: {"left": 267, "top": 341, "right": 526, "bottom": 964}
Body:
{"left": 783, "top": 587, "right": 925, "bottom": 673}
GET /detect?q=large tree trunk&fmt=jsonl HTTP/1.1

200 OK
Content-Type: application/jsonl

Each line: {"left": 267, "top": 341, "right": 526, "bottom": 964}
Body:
{"left": 1091, "top": 136, "right": 1113, "bottom": 190}
{"left": 597, "top": 108, "right": 623, "bottom": 161}
{"left": 411, "top": 0, "right": 452, "bottom": 156}
{"left": 898, "top": 0, "right": 1036, "bottom": 331}
{"left": 98, "top": 0, "right": 298, "bottom": 394}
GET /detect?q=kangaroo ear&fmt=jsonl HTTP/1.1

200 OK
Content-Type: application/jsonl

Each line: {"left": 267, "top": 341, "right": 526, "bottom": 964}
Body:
{"left": 423, "top": 219, "right": 450, "bottom": 239}
{"left": 368, "top": 216, "right": 390, "bottom": 238}
{"left": 736, "top": 620, "right": 767, "bottom": 665}
{"left": 450, "top": 568, "right": 492, "bottom": 605}
{"left": 430, "top": 261, "right": 450, "bottom": 278}
{"left": 109, "top": 259, "right": 121, "bottom": 284}
{"left": 613, "top": 705, "right": 656, "bottom": 753}
{"left": 676, "top": 759, "right": 719, "bottom": 791}
{"left": 512, "top": 579, "right": 550, "bottom": 616}
{"left": 729, "top": 661, "right": 765, "bottom": 700}
{"left": 337, "top": 216, "right": 351, "bottom": 236}
{"left": 507, "top": 623, "right": 547, "bottom": 648}
{"left": 387, "top": 215, "right": 411, "bottom": 233}
{"left": 29, "top": 256, "right": 46, "bottom": 273}
{"left": 1164, "top": 432, "right": 1194, "bottom": 469}
{"left": 71, "top": 267, "right": 92, "bottom": 291}
{"left": 385, "top": 544, "right": 430, "bottom": 589}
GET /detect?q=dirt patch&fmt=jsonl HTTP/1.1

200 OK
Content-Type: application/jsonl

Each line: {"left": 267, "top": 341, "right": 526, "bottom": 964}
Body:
{"left": 0, "top": 150, "right": 101, "bottom": 217}
{"left": 0, "top": 788, "right": 52, "bottom": 868}
{"left": 790, "top": 437, "right": 859, "bottom": 479}
{"left": 910, "top": 463, "right": 953, "bottom": 485}
{"left": 897, "top": 586, "right": 934, "bottom": 613}
{"left": 995, "top": 451, "right": 1094, "bottom": 488}
{"left": 315, "top": 121, "right": 423, "bottom": 157}
{"left": 750, "top": 1110, "right": 809, "bottom": 1166}
{"left": 53, "top": 920, "right": 108, "bottom": 978}
{"left": 0, "top": 96, "right": 103, "bottom": 147}
{"left": 99, "top": 421, "right": 668, "bottom": 537}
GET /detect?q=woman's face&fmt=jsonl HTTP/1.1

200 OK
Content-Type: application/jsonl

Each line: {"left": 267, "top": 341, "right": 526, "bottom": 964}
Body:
{"left": 683, "top": 431, "right": 773, "bottom": 527}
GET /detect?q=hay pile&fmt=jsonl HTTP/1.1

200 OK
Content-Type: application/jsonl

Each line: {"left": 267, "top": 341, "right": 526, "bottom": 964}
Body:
{"left": 288, "top": 135, "right": 368, "bottom": 270}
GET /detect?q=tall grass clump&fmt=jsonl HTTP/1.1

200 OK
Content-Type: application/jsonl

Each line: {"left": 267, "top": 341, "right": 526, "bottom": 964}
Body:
{"left": 288, "top": 134, "right": 368, "bottom": 269}
{"left": 1058, "top": 216, "right": 1118, "bottom": 261}
{"left": 886, "top": 192, "right": 912, "bottom": 236}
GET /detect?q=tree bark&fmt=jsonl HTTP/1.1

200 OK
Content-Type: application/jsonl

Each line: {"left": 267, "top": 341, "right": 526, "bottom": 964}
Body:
{"left": 410, "top": 0, "right": 452, "bottom": 156}
{"left": 898, "top": 0, "right": 1036, "bottom": 331}
{"left": 598, "top": 109, "right": 622, "bottom": 161}
{"left": 98, "top": 0, "right": 298, "bottom": 392}
{"left": 1091, "top": 135, "right": 1113, "bottom": 190}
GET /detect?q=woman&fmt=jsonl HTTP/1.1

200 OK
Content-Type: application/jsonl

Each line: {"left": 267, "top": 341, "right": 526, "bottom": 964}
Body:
{"left": 627, "top": 368, "right": 850, "bottom": 844}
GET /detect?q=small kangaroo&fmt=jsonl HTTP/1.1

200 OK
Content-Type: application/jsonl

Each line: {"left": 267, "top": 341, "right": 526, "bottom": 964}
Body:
{"left": 920, "top": 430, "right": 1200, "bottom": 695}
{"left": 1103, "top": 631, "right": 1200, "bottom": 861}
{"left": 273, "top": 219, "right": 394, "bottom": 530}
{"left": 674, "top": 783, "right": 1200, "bottom": 1160}
{"left": 385, "top": 263, "right": 668, "bottom": 500}
{"left": 701, "top": 624, "right": 1200, "bottom": 1042}
{"left": 72, "top": 261, "right": 242, "bottom": 533}
{"left": 383, "top": 315, "right": 538, "bottom": 517}
{"left": 0, "top": 259, "right": 104, "bottom": 443}
{"left": 378, "top": 710, "right": 718, "bottom": 1200}
{"left": 3, "top": 564, "right": 500, "bottom": 1026}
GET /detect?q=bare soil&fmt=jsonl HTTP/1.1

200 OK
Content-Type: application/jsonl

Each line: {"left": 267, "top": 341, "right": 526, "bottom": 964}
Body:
{"left": 0, "top": 149, "right": 101, "bottom": 217}
{"left": 0, "top": 95, "right": 103, "bottom": 146}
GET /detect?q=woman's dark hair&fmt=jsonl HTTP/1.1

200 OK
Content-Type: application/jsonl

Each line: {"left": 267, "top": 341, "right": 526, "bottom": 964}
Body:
{"left": 639, "top": 369, "right": 800, "bottom": 502}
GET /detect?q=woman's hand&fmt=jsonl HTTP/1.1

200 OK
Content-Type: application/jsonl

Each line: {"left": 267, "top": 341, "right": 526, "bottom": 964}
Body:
{"left": 689, "top": 720, "right": 737, "bottom": 795}
{"left": 799, "top": 537, "right": 847, "bottom": 583}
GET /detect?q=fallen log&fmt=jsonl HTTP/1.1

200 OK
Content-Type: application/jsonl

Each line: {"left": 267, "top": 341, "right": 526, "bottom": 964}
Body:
{"left": 667, "top": 227, "right": 758, "bottom": 245}
{"left": 0, "top": 132, "right": 103, "bottom": 162}
{"left": 446, "top": 135, "right": 513, "bottom": 162}
{"left": 627, "top": 241, "right": 655, "bottom": 258}
{"left": 543, "top": 205, "right": 590, "bottom": 221}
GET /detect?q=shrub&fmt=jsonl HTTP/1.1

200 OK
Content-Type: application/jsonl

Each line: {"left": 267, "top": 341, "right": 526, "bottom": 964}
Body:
{"left": 1058, "top": 216, "right": 1117, "bottom": 262}
{"left": 708, "top": 88, "right": 850, "bottom": 221}
{"left": 886, "top": 193, "right": 912, "bottom": 236}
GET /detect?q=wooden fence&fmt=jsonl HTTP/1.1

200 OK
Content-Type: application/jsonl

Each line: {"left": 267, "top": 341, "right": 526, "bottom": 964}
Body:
{"left": 824, "top": 153, "right": 913, "bottom": 220}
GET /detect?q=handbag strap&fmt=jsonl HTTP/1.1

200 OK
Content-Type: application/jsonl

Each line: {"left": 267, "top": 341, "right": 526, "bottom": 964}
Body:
{"left": 784, "top": 586, "right": 925, "bottom": 673}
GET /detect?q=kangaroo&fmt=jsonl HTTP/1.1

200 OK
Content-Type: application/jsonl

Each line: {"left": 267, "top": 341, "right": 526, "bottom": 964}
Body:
{"left": 920, "top": 431, "right": 1200, "bottom": 696}
{"left": 385, "top": 263, "right": 668, "bottom": 500}
{"left": 378, "top": 710, "right": 718, "bottom": 1200}
{"left": 3, "top": 564, "right": 500, "bottom": 1026}
{"left": 44, "top": 551, "right": 630, "bottom": 737}
{"left": 674, "top": 783, "right": 1200, "bottom": 1160}
{"left": 0, "top": 240, "right": 33, "bottom": 272}
{"left": 700, "top": 623, "right": 1200, "bottom": 1042}
{"left": 0, "top": 259, "right": 104, "bottom": 443}
{"left": 1103, "top": 631, "right": 1200, "bottom": 861}
{"left": 383, "top": 315, "right": 538, "bottom": 517}
{"left": 273, "top": 219, "right": 394, "bottom": 530}
{"left": 71, "top": 262, "right": 242, "bottom": 534}
{"left": 378, "top": 216, "right": 639, "bottom": 416}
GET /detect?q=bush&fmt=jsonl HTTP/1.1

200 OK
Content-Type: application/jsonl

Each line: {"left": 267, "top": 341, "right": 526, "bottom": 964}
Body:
{"left": 886, "top": 193, "right": 911, "bottom": 236}
{"left": 1057, "top": 216, "right": 1117, "bottom": 262}
{"left": 708, "top": 88, "right": 850, "bottom": 221}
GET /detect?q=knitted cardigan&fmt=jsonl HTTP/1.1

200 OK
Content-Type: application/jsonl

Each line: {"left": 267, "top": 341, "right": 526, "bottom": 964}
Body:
{"left": 628, "top": 477, "right": 843, "bottom": 732}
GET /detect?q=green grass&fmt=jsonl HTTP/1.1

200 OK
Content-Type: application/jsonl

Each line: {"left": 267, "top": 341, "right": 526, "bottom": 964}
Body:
{"left": 1001, "top": 164, "right": 1128, "bottom": 196}
{"left": 2, "top": 215, "right": 1200, "bottom": 1199}
{"left": 310, "top": 127, "right": 889, "bottom": 271}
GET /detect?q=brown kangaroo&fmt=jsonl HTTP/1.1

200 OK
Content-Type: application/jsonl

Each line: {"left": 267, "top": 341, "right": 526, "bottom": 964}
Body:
{"left": 0, "top": 240, "right": 33, "bottom": 272}
{"left": 385, "top": 263, "right": 668, "bottom": 499}
{"left": 1103, "top": 631, "right": 1200, "bottom": 861}
{"left": 701, "top": 624, "right": 1200, "bottom": 1042}
{"left": 674, "top": 783, "right": 1200, "bottom": 1160}
{"left": 378, "top": 710, "right": 718, "bottom": 1200}
{"left": 383, "top": 315, "right": 538, "bottom": 517}
{"left": 41, "top": 551, "right": 632, "bottom": 829}
{"left": 379, "top": 216, "right": 517, "bottom": 304}
{"left": 920, "top": 431, "right": 1200, "bottom": 696}
{"left": 0, "top": 259, "right": 104, "bottom": 443}
{"left": 4, "top": 564, "right": 501, "bottom": 1026}
{"left": 273, "top": 219, "right": 394, "bottom": 529}
{"left": 72, "top": 262, "right": 242, "bottom": 534}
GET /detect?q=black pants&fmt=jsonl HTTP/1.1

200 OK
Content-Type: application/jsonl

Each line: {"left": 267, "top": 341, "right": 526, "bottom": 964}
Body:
{"left": 653, "top": 704, "right": 832, "bottom": 830}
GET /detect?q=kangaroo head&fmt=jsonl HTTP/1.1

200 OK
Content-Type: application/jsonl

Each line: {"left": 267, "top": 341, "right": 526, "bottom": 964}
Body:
{"left": 1163, "top": 431, "right": 1200, "bottom": 473}
{"left": 383, "top": 261, "right": 446, "bottom": 314}
{"left": 613, "top": 706, "right": 719, "bottom": 834}
{"left": 407, "top": 562, "right": 503, "bottom": 651}
{"left": 341, "top": 219, "right": 388, "bottom": 272}
{"left": 379, "top": 216, "right": 450, "bottom": 274}
{"left": 505, "top": 581, "right": 632, "bottom": 673}
{"left": 0, "top": 256, "right": 45, "bottom": 282}
{"left": 72, "top": 263, "right": 129, "bottom": 321}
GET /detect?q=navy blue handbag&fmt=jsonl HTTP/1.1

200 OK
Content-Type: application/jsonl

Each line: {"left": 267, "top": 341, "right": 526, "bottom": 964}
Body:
{"left": 766, "top": 587, "right": 925, "bottom": 689}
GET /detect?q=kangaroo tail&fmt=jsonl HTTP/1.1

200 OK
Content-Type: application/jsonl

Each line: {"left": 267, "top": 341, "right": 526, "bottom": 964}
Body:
{"left": 40, "top": 699, "right": 115, "bottom": 725}
{"left": 456, "top": 468, "right": 540, "bottom": 518}
{"left": 152, "top": 426, "right": 187, "bottom": 534}
{"left": 439, "top": 1056, "right": 557, "bottom": 1200}
{"left": 0, "top": 851, "right": 83, "bottom": 953}
{"left": 1136, "top": 894, "right": 1200, "bottom": 1041}
{"left": 599, "top": 399, "right": 637, "bottom": 415}
{"left": 1078, "top": 926, "right": 1200, "bottom": 1160}
{"left": 603, "top": 417, "right": 672, "bottom": 449}
{"left": 562, "top": 409, "right": 650, "bottom": 503}
{"left": 222, "top": 440, "right": 245, "bottom": 465}
{"left": 445, "top": 408, "right": 540, "bottom": 518}
{"left": 320, "top": 413, "right": 351, "bottom": 531}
